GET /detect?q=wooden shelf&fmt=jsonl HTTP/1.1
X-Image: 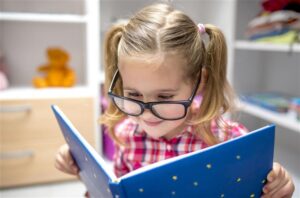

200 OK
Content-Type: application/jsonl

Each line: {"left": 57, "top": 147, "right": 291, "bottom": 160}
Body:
{"left": 235, "top": 40, "right": 300, "bottom": 53}
{"left": 238, "top": 101, "right": 300, "bottom": 133}
{"left": 0, "top": 86, "right": 94, "bottom": 100}
{"left": 0, "top": 12, "right": 87, "bottom": 23}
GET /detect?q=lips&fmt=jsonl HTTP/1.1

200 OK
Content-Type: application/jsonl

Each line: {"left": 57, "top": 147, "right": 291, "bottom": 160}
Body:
{"left": 143, "top": 120, "right": 163, "bottom": 126}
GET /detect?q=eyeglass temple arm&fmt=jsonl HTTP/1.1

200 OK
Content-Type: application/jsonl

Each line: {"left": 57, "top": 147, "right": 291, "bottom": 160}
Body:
{"left": 108, "top": 69, "right": 119, "bottom": 92}
{"left": 188, "top": 70, "right": 202, "bottom": 100}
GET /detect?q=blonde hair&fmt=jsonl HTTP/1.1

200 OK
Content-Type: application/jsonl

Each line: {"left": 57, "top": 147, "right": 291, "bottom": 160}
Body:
{"left": 101, "top": 3, "right": 235, "bottom": 146}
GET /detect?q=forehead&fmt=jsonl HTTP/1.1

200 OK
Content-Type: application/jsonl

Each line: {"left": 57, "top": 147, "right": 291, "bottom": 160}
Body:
{"left": 118, "top": 53, "right": 187, "bottom": 81}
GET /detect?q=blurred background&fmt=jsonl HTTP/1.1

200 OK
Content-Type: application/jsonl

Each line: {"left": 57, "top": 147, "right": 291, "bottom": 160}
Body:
{"left": 0, "top": 0, "right": 299, "bottom": 197}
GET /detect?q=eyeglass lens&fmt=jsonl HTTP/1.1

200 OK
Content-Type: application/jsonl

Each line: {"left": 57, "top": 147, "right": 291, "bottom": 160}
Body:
{"left": 112, "top": 97, "right": 186, "bottom": 119}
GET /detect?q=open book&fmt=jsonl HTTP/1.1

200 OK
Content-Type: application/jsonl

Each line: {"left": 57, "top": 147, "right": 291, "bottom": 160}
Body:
{"left": 52, "top": 105, "right": 275, "bottom": 198}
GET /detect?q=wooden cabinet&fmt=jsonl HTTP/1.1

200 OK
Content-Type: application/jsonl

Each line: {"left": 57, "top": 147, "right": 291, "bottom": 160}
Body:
{"left": 0, "top": 97, "right": 95, "bottom": 188}
{"left": 0, "top": 0, "right": 100, "bottom": 188}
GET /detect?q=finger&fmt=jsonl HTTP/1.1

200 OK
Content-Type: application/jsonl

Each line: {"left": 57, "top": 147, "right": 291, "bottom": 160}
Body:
{"left": 270, "top": 173, "right": 294, "bottom": 198}
{"left": 268, "top": 162, "right": 281, "bottom": 182}
{"left": 69, "top": 164, "right": 79, "bottom": 175}
{"left": 261, "top": 194, "right": 270, "bottom": 198}
{"left": 60, "top": 145, "right": 74, "bottom": 166}
{"left": 56, "top": 153, "right": 78, "bottom": 175}
{"left": 54, "top": 156, "right": 64, "bottom": 171}
{"left": 273, "top": 180, "right": 294, "bottom": 198}
{"left": 268, "top": 171, "right": 289, "bottom": 197}
{"left": 261, "top": 193, "right": 272, "bottom": 198}
{"left": 263, "top": 165, "right": 284, "bottom": 193}
{"left": 55, "top": 153, "right": 68, "bottom": 172}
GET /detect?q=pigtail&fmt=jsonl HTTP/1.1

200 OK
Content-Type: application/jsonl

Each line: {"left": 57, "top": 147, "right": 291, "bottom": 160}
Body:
{"left": 202, "top": 24, "right": 230, "bottom": 118}
{"left": 104, "top": 25, "right": 123, "bottom": 94}
{"left": 100, "top": 24, "right": 127, "bottom": 145}
{"left": 193, "top": 24, "right": 236, "bottom": 145}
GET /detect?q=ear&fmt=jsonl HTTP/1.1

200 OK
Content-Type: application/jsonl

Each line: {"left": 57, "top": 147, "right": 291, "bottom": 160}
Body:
{"left": 198, "top": 67, "right": 208, "bottom": 93}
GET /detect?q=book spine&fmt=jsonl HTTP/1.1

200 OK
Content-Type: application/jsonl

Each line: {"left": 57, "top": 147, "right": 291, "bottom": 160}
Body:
{"left": 109, "top": 181, "right": 126, "bottom": 198}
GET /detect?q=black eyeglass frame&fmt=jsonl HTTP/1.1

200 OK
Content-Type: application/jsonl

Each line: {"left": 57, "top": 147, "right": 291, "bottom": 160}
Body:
{"left": 108, "top": 69, "right": 201, "bottom": 120}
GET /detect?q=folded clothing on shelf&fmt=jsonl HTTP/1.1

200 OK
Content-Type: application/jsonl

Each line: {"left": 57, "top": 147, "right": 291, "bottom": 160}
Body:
{"left": 245, "top": 7, "right": 300, "bottom": 43}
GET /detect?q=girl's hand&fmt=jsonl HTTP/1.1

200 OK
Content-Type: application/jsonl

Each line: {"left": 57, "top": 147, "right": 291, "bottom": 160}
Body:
{"left": 261, "top": 162, "right": 295, "bottom": 198}
{"left": 55, "top": 144, "right": 79, "bottom": 175}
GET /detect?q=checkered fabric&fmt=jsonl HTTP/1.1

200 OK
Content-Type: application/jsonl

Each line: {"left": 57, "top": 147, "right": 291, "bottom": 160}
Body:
{"left": 114, "top": 118, "right": 248, "bottom": 177}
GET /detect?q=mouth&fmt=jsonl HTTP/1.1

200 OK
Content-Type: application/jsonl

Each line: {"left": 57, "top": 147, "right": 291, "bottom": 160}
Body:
{"left": 143, "top": 120, "right": 163, "bottom": 126}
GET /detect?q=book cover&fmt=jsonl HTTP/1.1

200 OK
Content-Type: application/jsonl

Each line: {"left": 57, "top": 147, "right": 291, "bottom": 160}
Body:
{"left": 52, "top": 105, "right": 275, "bottom": 198}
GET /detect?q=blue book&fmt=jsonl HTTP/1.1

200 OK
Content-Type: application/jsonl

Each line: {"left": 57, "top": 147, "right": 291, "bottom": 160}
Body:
{"left": 52, "top": 105, "right": 275, "bottom": 198}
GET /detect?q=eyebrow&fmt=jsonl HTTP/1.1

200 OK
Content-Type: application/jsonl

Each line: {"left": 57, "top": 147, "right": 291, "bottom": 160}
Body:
{"left": 123, "top": 87, "right": 179, "bottom": 93}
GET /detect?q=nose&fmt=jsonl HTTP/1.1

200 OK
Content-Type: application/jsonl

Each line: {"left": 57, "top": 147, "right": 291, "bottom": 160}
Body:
{"left": 139, "top": 108, "right": 156, "bottom": 120}
{"left": 138, "top": 98, "right": 159, "bottom": 120}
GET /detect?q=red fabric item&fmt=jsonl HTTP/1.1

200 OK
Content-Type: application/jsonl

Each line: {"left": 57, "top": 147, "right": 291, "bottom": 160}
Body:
{"left": 262, "top": 0, "right": 300, "bottom": 12}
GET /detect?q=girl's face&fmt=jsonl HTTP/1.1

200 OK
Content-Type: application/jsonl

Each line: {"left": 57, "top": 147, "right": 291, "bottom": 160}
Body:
{"left": 118, "top": 53, "right": 194, "bottom": 140}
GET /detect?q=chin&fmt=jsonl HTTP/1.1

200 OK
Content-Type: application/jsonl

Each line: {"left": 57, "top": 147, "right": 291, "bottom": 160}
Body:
{"left": 136, "top": 117, "right": 186, "bottom": 139}
{"left": 141, "top": 125, "right": 167, "bottom": 139}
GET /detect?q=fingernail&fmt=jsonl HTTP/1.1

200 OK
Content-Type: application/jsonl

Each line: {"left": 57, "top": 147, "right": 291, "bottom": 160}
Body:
{"left": 263, "top": 187, "right": 268, "bottom": 193}
{"left": 69, "top": 160, "right": 74, "bottom": 166}
{"left": 268, "top": 175, "right": 273, "bottom": 182}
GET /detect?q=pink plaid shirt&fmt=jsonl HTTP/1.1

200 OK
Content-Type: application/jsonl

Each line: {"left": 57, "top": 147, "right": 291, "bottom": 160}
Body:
{"left": 113, "top": 118, "right": 248, "bottom": 177}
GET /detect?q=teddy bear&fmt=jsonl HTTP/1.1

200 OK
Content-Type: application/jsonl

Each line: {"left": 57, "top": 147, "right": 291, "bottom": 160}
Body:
{"left": 33, "top": 48, "right": 76, "bottom": 88}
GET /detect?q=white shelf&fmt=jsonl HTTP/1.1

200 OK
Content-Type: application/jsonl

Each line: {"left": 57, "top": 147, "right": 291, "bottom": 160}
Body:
{"left": 0, "top": 12, "right": 87, "bottom": 23}
{"left": 235, "top": 40, "right": 300, "bottom": 53}
{"left": 0, "top": 86, "right": 94, "bottom": 100}
{"left": 238, "top": 101, "right": 300, "bottom": 133}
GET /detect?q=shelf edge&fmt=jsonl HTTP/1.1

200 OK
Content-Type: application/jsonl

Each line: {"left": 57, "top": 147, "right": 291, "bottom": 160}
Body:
{"left": 238, "top": 101, "right": 300, "bottom": 133}
{"left": 235, "top": 40, "right": 300, "bottom": 53}
{"left": 0, "top": 12, "right": 87, "bottom": 23}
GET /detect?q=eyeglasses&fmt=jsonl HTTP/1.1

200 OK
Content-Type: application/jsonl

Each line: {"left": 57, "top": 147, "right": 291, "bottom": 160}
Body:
{"left": 108, "top": 69, "right": 201, "bottom": 120}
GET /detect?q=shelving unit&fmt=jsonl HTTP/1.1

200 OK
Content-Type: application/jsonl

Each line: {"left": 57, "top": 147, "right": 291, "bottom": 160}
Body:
{"left": 0, "top": 0, "right": 101, "bottom": 187}
{"left": 235, "top": 43, "right": 300, "bottom": 134}
{"left": 232, "top": 0, "right": 300, "bottom": 196}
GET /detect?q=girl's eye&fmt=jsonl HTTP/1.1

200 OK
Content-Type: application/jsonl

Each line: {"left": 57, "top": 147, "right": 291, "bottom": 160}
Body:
{"left": 127, "top": 92, "right": 142, "bottom": 98}
{"left": 158, "top": 95, "right": 174, "bottom": 100}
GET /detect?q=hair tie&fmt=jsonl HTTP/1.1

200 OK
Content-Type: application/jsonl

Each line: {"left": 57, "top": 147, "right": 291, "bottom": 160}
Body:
{"left": 197, "top": 23, "right": 206, "bottom": 34}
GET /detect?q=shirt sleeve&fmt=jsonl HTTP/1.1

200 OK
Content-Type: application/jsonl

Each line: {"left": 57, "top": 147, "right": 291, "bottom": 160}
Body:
{"left": 212, "top": 120, "right": 249, "bottom": 142}
{"left": 113, "top": 144, "right": 130, "bottom": 177}
{"left": 226, "top": 121, "right": 248, "bottom": 139}
{"left": 113, "top": 118, "right": 136, "bottom": 177}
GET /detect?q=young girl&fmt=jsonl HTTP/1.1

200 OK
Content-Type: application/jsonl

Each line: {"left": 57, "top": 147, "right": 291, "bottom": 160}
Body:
{"left": 55, "top": 3, "right": 295, "bottom": 197}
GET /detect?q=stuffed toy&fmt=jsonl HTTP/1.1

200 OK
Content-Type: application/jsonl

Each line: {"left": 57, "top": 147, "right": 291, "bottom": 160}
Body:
{"left": 33, "top": 48, "right": 76, "bottom": 88}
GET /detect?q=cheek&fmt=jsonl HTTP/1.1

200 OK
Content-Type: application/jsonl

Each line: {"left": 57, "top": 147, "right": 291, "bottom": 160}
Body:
{"left": 129, "top": 116, "right": 139, "bottom": 123}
